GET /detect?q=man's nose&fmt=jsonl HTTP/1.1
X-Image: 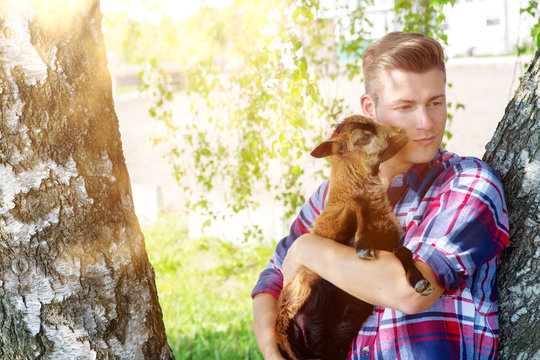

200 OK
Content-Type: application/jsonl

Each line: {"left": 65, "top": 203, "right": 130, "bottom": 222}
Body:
{"left": 415, "top": 106, "right": 433, "bottom": 130}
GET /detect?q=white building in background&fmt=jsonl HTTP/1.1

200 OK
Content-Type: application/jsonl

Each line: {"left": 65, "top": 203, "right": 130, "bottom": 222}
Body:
{"left": 445, "top": 0, "right": 535, "bottom": 56}
{"left": 365, "top": 0, "right": 536, "bottom": 57}
{"left": 367, "top": 0, "right": 396, "bottom": 37}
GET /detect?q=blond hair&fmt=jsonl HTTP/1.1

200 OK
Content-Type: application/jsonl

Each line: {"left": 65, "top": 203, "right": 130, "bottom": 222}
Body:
{"left": 362, "top": 32, "right": 446, "bottom": 101}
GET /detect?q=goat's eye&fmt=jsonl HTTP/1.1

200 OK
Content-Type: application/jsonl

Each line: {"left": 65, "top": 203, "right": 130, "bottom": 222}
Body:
{"left": 355, "top": 132, "right": 373, "bottom": 146}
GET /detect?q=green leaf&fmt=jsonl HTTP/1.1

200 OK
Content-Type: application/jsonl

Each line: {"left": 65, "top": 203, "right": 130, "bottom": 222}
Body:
{"left": 298, "top": 57, "right": 308, "bottom": 73}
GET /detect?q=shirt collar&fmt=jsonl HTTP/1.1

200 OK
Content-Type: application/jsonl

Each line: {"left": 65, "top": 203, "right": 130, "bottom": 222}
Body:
{"left": 403, "top": 147, "right": 446, "bottom": 192}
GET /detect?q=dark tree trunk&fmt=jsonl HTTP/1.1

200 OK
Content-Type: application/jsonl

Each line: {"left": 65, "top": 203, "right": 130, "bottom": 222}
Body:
{"left": 0, "top": 1, "right": 173, "bottom": 359}
{"left": 483, "top": 48, "right": 540, "bottom": 359}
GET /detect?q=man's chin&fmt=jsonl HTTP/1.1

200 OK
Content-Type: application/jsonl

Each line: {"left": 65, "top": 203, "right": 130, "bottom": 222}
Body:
{"left": 408, "top": 146, "right": 440, "bottom": 165}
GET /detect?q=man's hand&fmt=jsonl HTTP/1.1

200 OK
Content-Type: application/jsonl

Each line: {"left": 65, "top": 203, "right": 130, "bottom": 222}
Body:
{"left": 264, "top": 353, "right": 286, "bottom": 360}
{"left": 282, "top": 236, "right": 308, "bottom": 286}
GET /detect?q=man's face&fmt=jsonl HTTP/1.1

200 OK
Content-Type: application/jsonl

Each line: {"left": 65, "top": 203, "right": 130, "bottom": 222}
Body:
{"left": 371, "top": 68, "right": 447, "bottom": 166}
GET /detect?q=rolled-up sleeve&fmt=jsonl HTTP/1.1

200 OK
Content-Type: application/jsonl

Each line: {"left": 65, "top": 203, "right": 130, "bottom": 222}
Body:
{"left": 251, "top": 180, "right": 329, "bottom": 299}
{"left": 404, "top": 160, "right": 509, "bottom": 296}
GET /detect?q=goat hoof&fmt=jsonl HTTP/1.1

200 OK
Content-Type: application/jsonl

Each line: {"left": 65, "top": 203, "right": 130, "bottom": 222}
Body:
{"left": 415, "top": 280, "right": 435, "bottom": 296}
{"left": 356, "top": 249, "right": 376, "bottom": 260}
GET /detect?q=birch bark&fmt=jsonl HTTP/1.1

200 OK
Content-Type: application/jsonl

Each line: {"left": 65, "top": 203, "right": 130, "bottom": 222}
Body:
{"left": 0, "top": 1, "right": 173, "bottom": 359}
{"left": 483, "top": 48, "right": 540, "bottom": 359}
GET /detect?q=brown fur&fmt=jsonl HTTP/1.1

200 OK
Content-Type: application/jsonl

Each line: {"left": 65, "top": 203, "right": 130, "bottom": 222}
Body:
{"left": 276, "top": 115, "right": 434, "bottom": 360}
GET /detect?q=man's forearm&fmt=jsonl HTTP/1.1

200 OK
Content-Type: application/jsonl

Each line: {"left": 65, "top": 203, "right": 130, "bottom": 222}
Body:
{"left": 288, "top": 233, "right": 443, "bottom": 314}
{"left": 253, "top": 293, "right": 285, "bottom": 360}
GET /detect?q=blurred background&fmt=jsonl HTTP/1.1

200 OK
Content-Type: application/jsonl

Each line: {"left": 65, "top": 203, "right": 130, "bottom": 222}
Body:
{"left": 98, "top": 1, "right": 538, "bottom": 358}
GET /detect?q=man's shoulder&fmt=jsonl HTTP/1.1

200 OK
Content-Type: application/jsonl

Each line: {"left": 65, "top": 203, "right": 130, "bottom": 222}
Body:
{"left": 434, "top": 150, "right": 505, "bottom": 197}
{"left": 436, "top": 150, "right": 500, "bottom": 178}
{"left": 299, "top": 179, "right": 330, "bottom": 215}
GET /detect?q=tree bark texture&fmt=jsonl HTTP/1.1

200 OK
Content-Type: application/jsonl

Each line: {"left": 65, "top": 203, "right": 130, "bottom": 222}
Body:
{"left": 483, "top": 48, "right": 540, "bottom": 359}
{"left": 0, "top": 1, "right": 173, "bottom": 359}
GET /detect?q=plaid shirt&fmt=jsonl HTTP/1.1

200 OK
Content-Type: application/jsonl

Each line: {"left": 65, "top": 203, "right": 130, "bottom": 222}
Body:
{"left": 252, "top": 148, "right": 510, "bottom": 359}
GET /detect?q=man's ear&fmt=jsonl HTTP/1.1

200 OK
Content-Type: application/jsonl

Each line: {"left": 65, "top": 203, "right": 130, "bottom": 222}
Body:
{"left": 311, "top": 140, "right": 342, "bottom": 158}
{"left": 360, "top": 94, "right": 376, "bottom": 118}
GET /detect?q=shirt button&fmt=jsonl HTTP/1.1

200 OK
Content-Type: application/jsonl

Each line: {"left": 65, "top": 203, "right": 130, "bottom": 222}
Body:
{"left": 362, "top": 346, "right": 370, "bottom": 353}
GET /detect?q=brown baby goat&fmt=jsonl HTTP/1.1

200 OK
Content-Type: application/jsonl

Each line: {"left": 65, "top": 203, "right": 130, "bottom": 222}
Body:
{"left": 276, "top": 115, "right": 434, "bottom": 360}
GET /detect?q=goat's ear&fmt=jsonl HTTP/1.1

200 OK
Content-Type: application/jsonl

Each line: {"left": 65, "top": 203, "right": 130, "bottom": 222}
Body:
{"left": 311, "top": 140, "right": 342, "bottom": 158}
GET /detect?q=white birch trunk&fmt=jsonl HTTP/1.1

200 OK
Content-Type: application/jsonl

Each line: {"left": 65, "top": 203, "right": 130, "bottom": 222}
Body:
{"left": 0, "top": 1, "right": 174, "bottom": 358}
{"left": 483, "top": 47, "right": 540, "bottom": 359}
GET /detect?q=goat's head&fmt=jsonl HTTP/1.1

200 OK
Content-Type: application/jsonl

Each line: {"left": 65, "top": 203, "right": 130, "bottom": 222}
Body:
{"left": 311, "top": 115, "right": 408, "bottom": 166}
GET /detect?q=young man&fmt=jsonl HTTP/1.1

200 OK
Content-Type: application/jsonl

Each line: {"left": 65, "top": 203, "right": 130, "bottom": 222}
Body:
{"left": 252, "top": 32, "right": 509, "bottom": 359}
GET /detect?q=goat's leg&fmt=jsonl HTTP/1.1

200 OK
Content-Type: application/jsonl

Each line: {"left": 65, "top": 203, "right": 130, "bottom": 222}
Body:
{"left": 278, "top": 269, "right": 321, "bottom": 321}
{"left": 312, "top": 203, "right": 356, "bottom": 244}
{"left": 276, "top": 269, "right": 322, "bottom": 360}
{"left": 352, "top": 202, "right": 376, "bottom": 259}
{"left": 393, "top": 246, "right": 434, "bottom": 296}
{"left": 355, "top": 235, "right": 375, "bottom": 260}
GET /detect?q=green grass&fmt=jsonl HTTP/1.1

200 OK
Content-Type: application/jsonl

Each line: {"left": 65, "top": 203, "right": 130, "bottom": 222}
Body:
{"left": 142, "top": 213, "right": 274, "bottom": 359}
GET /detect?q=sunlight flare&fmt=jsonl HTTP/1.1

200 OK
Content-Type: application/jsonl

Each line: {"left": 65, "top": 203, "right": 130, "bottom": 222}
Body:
{"left": 27, "top": 0, "right": 94, "bottom": 31}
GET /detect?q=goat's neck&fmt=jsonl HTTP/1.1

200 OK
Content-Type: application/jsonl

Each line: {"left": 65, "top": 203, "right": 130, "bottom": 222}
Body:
{"left": 329, "top": 159, "right": 383, "bottom": 195}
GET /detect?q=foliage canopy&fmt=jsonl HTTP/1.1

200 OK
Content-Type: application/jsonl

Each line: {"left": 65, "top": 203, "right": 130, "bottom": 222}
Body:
{"left": 104, "top": 0, "right": 465, "bottom": 241}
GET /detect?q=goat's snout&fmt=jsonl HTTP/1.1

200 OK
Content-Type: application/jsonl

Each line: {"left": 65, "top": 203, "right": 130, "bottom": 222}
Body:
{"left": 373, "top": 125, "right": 408, "bottom": 164}
{"left": 388, "top": 126, "right": 408, "bottom": 147}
